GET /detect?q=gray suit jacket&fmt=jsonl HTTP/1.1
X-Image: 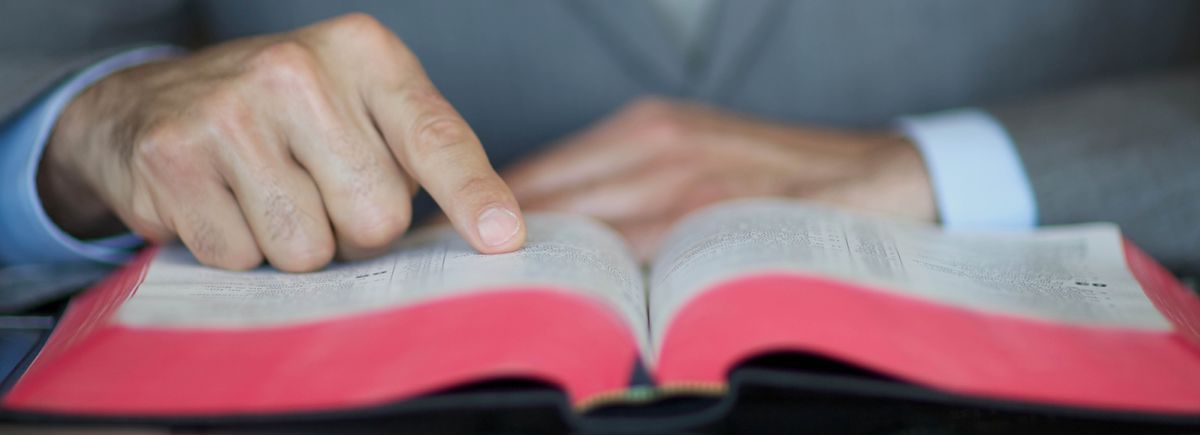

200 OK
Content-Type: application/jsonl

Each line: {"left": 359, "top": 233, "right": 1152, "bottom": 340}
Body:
{"left": 2, "top": 0, "right": 1198, "bottom": 273}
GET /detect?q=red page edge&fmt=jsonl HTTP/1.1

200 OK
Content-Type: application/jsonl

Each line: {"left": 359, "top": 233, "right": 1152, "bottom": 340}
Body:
{"left": 1123, "top": 238, "right": 1200, "bottom": 347}
{"left": 655, "top": 238, "right": 1200, "bottom": 415}
{"left": 3, "top": 247, "right": 641, "bottom": 416}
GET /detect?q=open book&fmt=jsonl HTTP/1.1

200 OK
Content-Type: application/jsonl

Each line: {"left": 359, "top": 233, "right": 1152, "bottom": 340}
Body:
{"left": 5, "top": 199, "right": 1200, "bottom": 417}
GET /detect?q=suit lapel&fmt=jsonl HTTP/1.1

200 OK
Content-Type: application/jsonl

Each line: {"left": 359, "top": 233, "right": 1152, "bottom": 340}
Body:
{"left": 566, "top": 0, "right": 786, "bottom": 99}
{"left": 565, "top": 0, "right": 687, "bottom": 93}
{"left": 690, "top": 0, "right": 787, "bottom": 100}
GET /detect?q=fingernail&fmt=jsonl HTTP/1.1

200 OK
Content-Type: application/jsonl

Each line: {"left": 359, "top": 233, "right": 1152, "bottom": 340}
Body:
{"left": 477, "top": 206, "right": 520, "bottom": 248}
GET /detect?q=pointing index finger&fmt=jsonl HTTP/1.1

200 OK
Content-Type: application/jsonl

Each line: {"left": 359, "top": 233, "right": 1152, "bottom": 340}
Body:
{"left": 366, "top": 81, "right": 525, "bottom": 253}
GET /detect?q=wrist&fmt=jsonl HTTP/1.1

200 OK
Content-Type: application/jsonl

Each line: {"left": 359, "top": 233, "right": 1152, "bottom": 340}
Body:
{"left": 39, "top": 76, "right": 127, "bottom": 239}
{"left": 769, "top": 125, "right": 937, "bottom": 222}
{"left": 842, "top": 132, "right": 938, "bottom": 222}
{"left": 872, "top": 133, "right": 937, "bottom": 221}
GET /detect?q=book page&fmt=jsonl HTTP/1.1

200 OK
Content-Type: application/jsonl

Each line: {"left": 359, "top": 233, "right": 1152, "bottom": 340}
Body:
{"left": 649, "top": 199, "right": 1171, "bottom": 350}
{"left": 117, "top": 213, "right": 648, "bottom": 349}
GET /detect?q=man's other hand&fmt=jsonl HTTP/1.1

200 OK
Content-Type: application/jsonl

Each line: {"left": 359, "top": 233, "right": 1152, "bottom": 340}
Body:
{"left": 40, "top": 13, "right": 525, "bottom": 272}
{"left": 504, "top": 98, "right": 936, "bottom": 261}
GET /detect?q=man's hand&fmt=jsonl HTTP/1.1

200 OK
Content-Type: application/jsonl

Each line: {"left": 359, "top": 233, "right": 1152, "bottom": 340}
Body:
{"left": 504, "top": 98, "right": 936, "bottom": 261}
{"left": 39, "top": 14, "right": 525, "bottom": 272}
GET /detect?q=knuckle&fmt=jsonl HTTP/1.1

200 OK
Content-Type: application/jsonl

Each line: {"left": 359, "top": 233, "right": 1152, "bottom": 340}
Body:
{"left": 345, "top": 204, "right": 411, "bottom": 249}
{"left": 180, "top": 215, "right": 261, "bottom": 271}
{"left": 196, "top": 87, "right": 254, "bottom": 137}
{"left": 411, "top": 116, "right": 472, "bottom": 158}
{"left": 400, "top": 84, "right": 454, "bottom": 112}
{"left": 250, "top": 40, "right": 311, "bottom": 68}
{"left": 454, "top": 175, "right": 501, "bottom": 202}
{"left": 259, "top": 191, "right": 335, "bottom": 272}
{"left": 639, "top": 117, "right": 685, "bottom": 145}
{"left": 261, "top": 190, "right": 306, "bottom": 243}
{"left": 247, "top": 41, "right": 320, "bottom": 90}
{"left": 318, "top": 124, "right": 360, "bottom": 156}
{"left": 329, "top": 12, "right": 386, "bottom": 35}
{"left": 177, "top": 212, "right": 237, "bottom": 269}
{"left": 401, "top": 86, "right": 471, "bottom": 158}
{"left": 133, "top": 122, "right": 198, "bottom": 175}
{"left": 628, "top": 99, "right": 686, "bottom": 143}
{"left": 323, "top": 13, "right": 395, "bottom": 50}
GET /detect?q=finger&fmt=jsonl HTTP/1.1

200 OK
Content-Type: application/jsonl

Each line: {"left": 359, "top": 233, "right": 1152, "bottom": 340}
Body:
{"left": 126, "top": 130, "right": 264, "bottom": 270}
{"left": 503, "top": 130, "right": 653, "bottom": 202}
{"left": 163, "top": 182, "right": 264, "bottom": 270}
{"left": 520, "top": 164, "right": 698, "bottom": 223}
{"left": 367, "top": 82, "right": 525, "bottom": 253}
{"left": 218, "top": 141, "right": 336, "bottom": 272}
{"left": 504, "top": 98, "right": 700, "bottom": 200}
{"left": 279, "top": 77, "right": 416, "bottom": 261}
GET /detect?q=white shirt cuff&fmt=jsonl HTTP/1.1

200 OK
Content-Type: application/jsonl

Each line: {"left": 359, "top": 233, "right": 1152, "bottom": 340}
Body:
{"left": 898, "top": 108, "right": 1037, "bottom": 230}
